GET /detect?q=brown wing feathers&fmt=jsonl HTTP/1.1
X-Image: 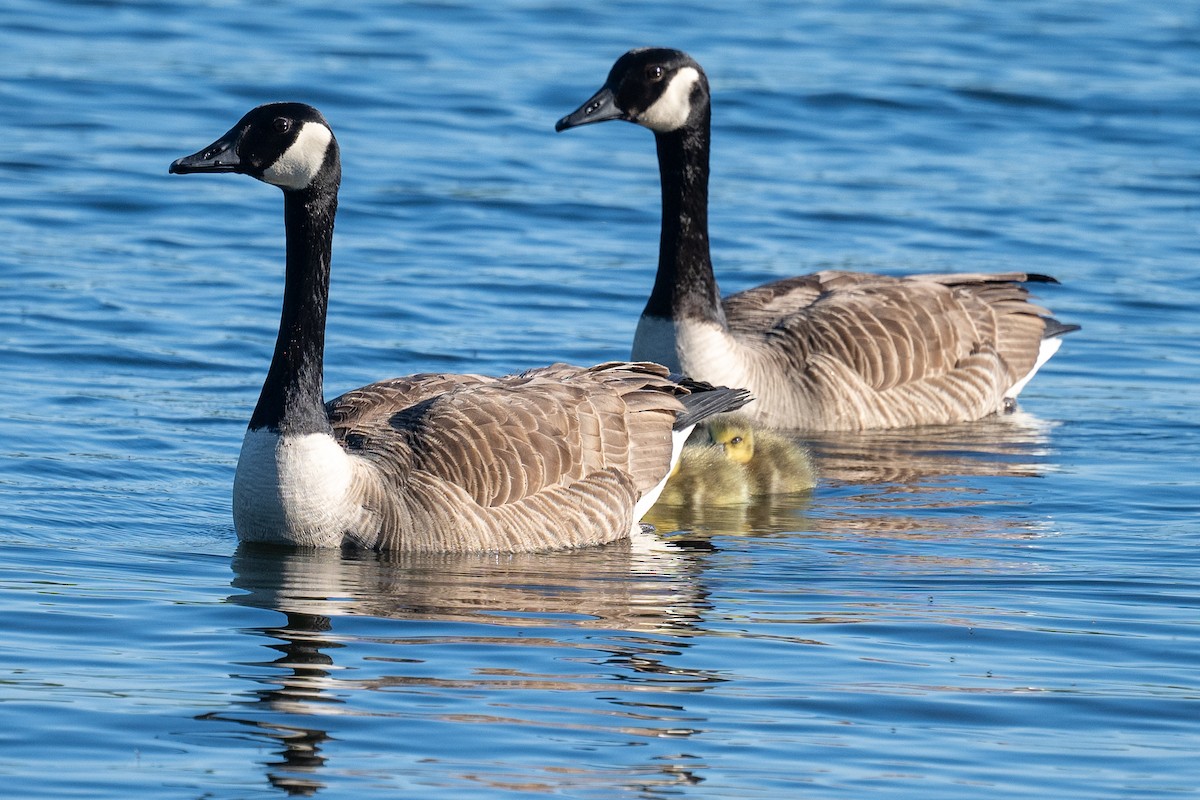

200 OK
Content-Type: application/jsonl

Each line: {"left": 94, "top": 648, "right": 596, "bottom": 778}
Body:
{"left": 722, "top": 270, "right": 1065, "bottom": 429}
{"left": 319, "top": 362, "right": 749, "bottom": 551}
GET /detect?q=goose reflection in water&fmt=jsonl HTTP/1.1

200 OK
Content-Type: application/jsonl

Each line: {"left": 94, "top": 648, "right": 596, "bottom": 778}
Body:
{"left": 203, "top": 539, "right": 721, "bottom": 796}
{"left": 805, "top": 413, "right": 1058, "bottom": 542}
{"left": 197, "top": 607, "right": 339, "bottom": 797}
{"left": 808, "top": 410, "right": 1058, "bottom": 486}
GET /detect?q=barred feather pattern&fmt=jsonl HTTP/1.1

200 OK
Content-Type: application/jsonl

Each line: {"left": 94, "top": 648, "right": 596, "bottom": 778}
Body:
{"left": 321, "top": 362, "right": 742, "bottom": 552}
{"left": 691, "top": 269, "right": 1059, "bottom": 431}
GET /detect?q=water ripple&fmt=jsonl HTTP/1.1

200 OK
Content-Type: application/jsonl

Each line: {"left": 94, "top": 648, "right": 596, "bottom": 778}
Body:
{"left": 2, "top": 0, "right": 1198, "bottom": 797}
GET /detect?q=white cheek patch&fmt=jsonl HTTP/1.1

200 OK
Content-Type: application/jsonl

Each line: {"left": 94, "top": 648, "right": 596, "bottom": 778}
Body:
{"left": 638, "top": 67, "right": 701, "bottom": 133}
{"left": 262, "top": 122, "right": 333, "bottom": 189}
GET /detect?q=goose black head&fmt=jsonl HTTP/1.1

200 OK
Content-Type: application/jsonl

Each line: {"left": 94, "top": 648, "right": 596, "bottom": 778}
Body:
{"left": 170, "top": 102, "right": 340, "bottom": 192}
{"left": 555, "top": 48, "right": 710, "bottom": 134}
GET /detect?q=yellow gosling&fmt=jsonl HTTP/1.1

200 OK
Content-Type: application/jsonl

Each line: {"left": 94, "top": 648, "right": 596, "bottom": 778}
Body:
{"left": 656, "top": 444, "right": 751, "bottom": 507}
{"left": 705, "top": 414, "right": 817, "bottom": 495}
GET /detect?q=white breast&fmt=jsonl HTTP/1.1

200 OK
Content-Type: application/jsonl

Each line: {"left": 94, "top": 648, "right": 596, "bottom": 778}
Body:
{"left": 233, "top": 428, "right": 360, "bottom": 547}
{"left": 634, "top": 314, "right": 761, "bottom": 406}
{"left": 676, "top": 317, "right": 759, "bottom": 395}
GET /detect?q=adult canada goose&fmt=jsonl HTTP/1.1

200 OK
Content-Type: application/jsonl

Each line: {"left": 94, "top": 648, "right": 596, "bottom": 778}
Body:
{"left": 556, "top": 48, "right": 1079, "bottom": 432}
{"left": 655, "top": 441, "right": 750, "bottom": 507}
{"left": 704, "top": 414, "right": 816, "bottom": 495}
{"left": 169, "top": 102, "right": 750, "bottom": 552}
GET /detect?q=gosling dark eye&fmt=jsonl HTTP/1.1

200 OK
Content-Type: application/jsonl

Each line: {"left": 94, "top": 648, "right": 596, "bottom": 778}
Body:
{"left": 272, "top": 117, "right": 292, "bottom": 134}
{"left": 731, "top": 436, "right": 743, "bottom": 445}
{"left": 645, "top": 65, "right": 665, "bottom": 82}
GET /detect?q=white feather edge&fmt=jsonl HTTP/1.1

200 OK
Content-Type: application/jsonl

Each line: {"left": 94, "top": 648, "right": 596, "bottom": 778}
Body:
{"left": 1005, "top": 336, "right": 1062, "bottom": 400}
{"left": 631, "top": 424, "right": 695, "bottom": 530}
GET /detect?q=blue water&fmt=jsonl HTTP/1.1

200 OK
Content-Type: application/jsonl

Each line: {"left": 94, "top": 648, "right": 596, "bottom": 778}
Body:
{"left": 2, "top": 0, "right": 1198, "bottom": 797}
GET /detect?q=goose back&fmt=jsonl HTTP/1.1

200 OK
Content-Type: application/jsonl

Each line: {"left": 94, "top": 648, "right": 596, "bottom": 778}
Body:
{"left": 714, "top": 270, "right": 1061, "bottom": 430}
{"left": 328, "top": 362, "right": 747, "bottom": 551}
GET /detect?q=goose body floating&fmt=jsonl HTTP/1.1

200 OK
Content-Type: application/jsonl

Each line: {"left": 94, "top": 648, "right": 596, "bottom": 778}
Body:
{"left": 170, "top": 102, "right": 749, "bottom": 552}
{"left": 557, "top": 48, "right": 1078, "bottom": 432}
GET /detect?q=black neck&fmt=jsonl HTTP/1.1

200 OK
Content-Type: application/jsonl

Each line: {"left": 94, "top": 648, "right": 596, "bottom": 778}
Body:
{"left": 644, "top": 111, "right": 724, "bottom": 326}
{"left": 248, "top": 186, "right": 337, "bottom": 435}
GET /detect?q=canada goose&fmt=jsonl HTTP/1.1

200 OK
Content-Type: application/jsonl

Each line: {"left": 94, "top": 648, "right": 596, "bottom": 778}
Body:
{"left": 556, "top": 48, "right": 1079, "bottom": 432}
{"left": 169, "top": 102, "right": 750, "bottom": 552}
{"left": 704, "top": 413, "right": 816, "bottom": 495}
{"left": 655, "top": 441, "right": 750, "bottom": 507}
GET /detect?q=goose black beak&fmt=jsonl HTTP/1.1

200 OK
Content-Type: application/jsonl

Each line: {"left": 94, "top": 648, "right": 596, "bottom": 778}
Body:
{"left": 169, "top": 129, "right": 242, "bottom": 174}
{"left": 555, "top": 86, "right": 629, "bottom": 131}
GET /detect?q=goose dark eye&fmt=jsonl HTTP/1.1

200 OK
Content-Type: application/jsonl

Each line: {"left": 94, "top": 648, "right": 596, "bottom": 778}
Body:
{"left": 731, "top": 436, "right": 743, "bottom": 445}
{"left": 645, "top": 65, "right": 665, "bottom": 82}
{"left": 272, "top": 117, "right": 292, "bottom": 134}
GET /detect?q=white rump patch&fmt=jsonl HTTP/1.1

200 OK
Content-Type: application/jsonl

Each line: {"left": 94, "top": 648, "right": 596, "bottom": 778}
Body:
{"left": 638, "top": 66, "right": 701, "bottom": 133}
{"left": 1006, "top": 336, "right": 1062, "bottom": 400}
{"left": 262, "top": 121, "right": 333, "bottom": 190}
{"left": 233, "top": 428, "right": 358, "bottom": 547}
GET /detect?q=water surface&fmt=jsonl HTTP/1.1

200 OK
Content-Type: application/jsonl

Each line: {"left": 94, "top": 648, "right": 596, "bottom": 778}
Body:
{"left": 1, "top": 1, "right": 1198, "bottom": 797}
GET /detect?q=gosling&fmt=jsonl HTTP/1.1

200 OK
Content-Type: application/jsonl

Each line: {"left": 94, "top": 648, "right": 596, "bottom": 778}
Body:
{"left": 655, "top": 443, "right": 751, "bottom": 507}
{"left": 705, "top": 414, "right": 816, "bottom": 495}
